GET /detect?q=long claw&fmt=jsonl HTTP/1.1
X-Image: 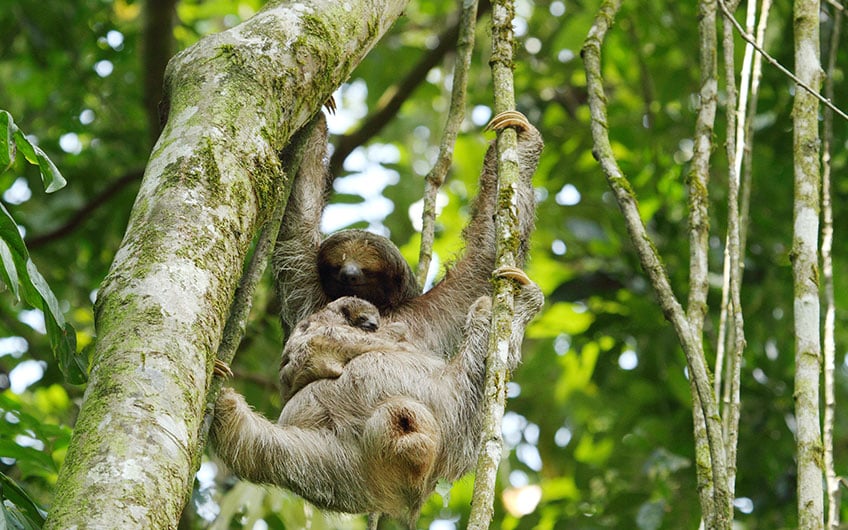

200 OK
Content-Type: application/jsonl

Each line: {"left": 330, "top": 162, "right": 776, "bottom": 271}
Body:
{"left": 323, "top": 96, "right": 337, "bottom": 115}
{"left": 493, "top": 265, "right": 532, "bottom": 285}
{"left": 485, "top": 110, "right": 531, "bottom": 132}
{"left": 214, "top": 358, "right": 234, "bottom": 378}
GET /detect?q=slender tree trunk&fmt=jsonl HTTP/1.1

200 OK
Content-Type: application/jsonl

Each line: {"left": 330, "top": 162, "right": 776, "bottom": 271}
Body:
{"left": 792, "top": 0, "right": 824, "bottom": 528}
{"left": 822, "top": 6, "right": 842, "bottom": 527}
{"left": 46, "top": 2, "right": 408, "bottom": 528}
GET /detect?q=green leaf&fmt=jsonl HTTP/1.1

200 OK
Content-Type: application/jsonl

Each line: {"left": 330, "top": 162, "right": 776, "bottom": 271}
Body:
{"left": 0, "top": 110, "right": 16, "bottom": 174}
{"left": 11, "top": 130, "right": 36, "bottom": 166}
{"left": 0, "top": 471, "right": 47, "bottom": 530}
{"left": 0, "top": 201, "right": 27, "bottom": 258}
{"left": 34, "top": 145, "right": 66, "bottom": 192}
{"left": 0, "top": 203, "right": 85, "bottom": 383}
{"left": 0, "top": 440, "right": 56, "bottom": 478}
{"left": 56, "top": 322, "right": 85, "bottom": 385}
{"left": 0, "top": 239, "right": 20, "bottom": 301}
{"left": 23, "top": 259, "right": 65, "bottom": 329}
{"left": 9, "top": 129, "right": 66, "bottom": 193}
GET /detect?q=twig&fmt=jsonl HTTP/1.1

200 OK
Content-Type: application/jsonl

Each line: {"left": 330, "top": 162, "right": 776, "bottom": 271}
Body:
{"left": 415, "top": 0, "right": 479, "bottom": 288}
{"left": 718, "top": 0, "right": 848, "bottom": 121}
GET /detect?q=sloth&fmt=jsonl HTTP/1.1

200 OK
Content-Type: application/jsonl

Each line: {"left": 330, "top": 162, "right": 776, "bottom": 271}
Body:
{"left": 211, "top": 267, "right": 544, "bottom": 528}
{"left": 273, "top": 110, "right": 543, "bottom": 360}
{"left": 278, "top": 295, "right": 409, "bottom": 402}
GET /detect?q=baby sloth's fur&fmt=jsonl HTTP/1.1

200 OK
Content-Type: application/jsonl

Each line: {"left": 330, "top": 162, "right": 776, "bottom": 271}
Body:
{"left": 212, "top": 276, "right": 544, "bottom": 527}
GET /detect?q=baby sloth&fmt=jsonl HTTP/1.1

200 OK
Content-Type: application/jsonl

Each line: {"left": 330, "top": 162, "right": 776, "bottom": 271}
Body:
{"left": 278, "top": 295, "right": 409, "bottom": 401}
{"left": 211, "top": 267, "right": 543, "bottom": 528}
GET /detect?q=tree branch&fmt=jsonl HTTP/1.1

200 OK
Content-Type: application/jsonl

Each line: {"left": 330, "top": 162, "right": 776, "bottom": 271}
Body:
{"left": 468, "top": 0, "right": 522, "bottom": 525}
{"left": 415, "top": 0, "right": 480, "bottom": 287}
{"left": 28, "top": 169, "right": 143, "bottom": 249}
{"left": 792, "top": 0, "right": 825, "bottom": 525}
{"left": 822, "top": 3, "right": 841, "bottom": 528}
{"left": 582, "top": 0, "right": 731, "bottom": 527}
{"left": 45, "top": 2, "right": 410, "bottom": 528}
{"left": 143, "top": 0, "right": 178, "bottom": 145}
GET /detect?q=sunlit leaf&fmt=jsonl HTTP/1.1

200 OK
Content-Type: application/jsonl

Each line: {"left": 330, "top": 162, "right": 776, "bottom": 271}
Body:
{"left": 0, "top": 110, "right": 15, "bottom": 174}
{"left": 0, "top": 239, "right": 19, "bottom": 300}
{"left": 34, "top": 146, "right": 67, "bottom": 192}
{"left": 0, "top": 203, "right": 85, "bottom": 383}
{"left": 7, "top": 127, "right": 67, "bottom": 193}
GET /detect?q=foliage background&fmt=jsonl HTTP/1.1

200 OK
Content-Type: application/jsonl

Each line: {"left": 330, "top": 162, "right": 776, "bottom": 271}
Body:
{"left": 1, "top": 0, "right": 847, "bottom": 528}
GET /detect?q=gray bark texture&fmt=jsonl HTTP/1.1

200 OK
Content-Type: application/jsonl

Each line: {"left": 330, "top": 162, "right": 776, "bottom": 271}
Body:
{"left": 46, "top": 1, "right": 408, "bottom": 528}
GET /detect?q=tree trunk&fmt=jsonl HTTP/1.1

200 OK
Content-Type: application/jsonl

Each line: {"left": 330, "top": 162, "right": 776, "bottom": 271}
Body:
{"left": 792, "top": 0, "right": 824, "bottom": 528}
{"left": 46, "top": 1, "right": 408, "bottom": 528}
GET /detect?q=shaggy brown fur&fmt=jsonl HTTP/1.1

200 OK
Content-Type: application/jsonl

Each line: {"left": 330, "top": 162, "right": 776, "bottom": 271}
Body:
{"left": 211, "top": 270, "right": 544, "bottom": 527}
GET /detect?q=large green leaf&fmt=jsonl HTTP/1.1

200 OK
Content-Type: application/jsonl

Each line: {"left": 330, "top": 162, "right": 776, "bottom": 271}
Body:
{"left": 0, "top": 472, "right": 47, "bottom": 530}
{"left": 11, "top": 131, "right": 66, "bottom": 194}
{"left": 0, "top": 113, "right": 83, "bottom": 383}
{"left": 0, "top": 111, "right": 14, "bottom": 174}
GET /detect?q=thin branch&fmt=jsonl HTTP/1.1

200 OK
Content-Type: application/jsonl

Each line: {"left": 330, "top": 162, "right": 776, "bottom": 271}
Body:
{"left": 739, "top": 0, "right": 772, "bottom": 270}
{"left": 825, "top": 0, "right": 844, "bottom": 12}
{"left": 197, "top": 117, "right": 319, "bottom": 450}
{"left": 415, "top": 0, "right": 479, "bottom": 288}
{"left": 822, "top": 4, "right": 842, "bottom": 528}
{"left": 688, "top": 0, "right": 720, "bottom": 522}
{"left": 28, "top": 169, "right": 143, "bottom": 249}
{"left": 718, "top": 0, "right": 848, "bottom": 121}
{"left": 717, "top": 0, "right": 748, "bottom": 501}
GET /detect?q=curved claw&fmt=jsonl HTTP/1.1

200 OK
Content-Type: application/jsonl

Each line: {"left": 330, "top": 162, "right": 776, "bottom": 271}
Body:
{"left": 214, "top": 358, "right": 234, "bottom": 379}
{"left": 323, "top": 96, "right": 337, "bottom": 115}
{"left": 493, "top": 265, "right": 532, "bottom": 285}
{"left": 485, "top": 110, "right": 531, "bottom": 132}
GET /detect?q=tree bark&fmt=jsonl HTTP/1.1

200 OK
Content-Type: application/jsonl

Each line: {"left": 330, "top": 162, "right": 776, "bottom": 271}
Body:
{"left": 46, "top": 1, "right": 408, "bottom": 528}
{"left": 792, "top": 0, "right": 824, "bottom": 528}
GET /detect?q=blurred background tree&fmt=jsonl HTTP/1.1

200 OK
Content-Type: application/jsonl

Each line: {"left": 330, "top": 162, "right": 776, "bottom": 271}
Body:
{"left": 0, "top": 0, "right": 846, "bottom": 528}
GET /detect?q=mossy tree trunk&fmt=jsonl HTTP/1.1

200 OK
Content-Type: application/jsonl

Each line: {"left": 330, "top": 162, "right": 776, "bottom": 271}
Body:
{"left": 46, "top": 1, "right": 408, "bottom": 528}
{"left": 792, "top": 0, "right": 824, "bottom": 528}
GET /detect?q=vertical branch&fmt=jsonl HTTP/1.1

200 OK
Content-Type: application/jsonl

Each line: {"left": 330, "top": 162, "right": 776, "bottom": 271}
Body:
{"left": 687, "top": 0, "right": 717, "bottom": 342}
{"left": 740, "top": 0, "right": 773, "bottom": 257}
{"left": 822, "top": 4, "right": 842, "bottom": 527}
{"left": 713, "top": 0, "right": 739, "bottom": 405}
{"left": 792, "top": 0, "right": 824, "bottom": 527}
{"left": 582, "top": 1, "right": 731, "bottom": 527}
{"left": 688, "top": 0, "right": 724, "bottom": 523}
{"left": 717, "top": 0, "right": 747, "bottom": 501}
{"left": 467, "top": 0, "right": 519, "bottom": 526}
{"left": 416, "top": 0, "right": 480, "bottom": 288}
